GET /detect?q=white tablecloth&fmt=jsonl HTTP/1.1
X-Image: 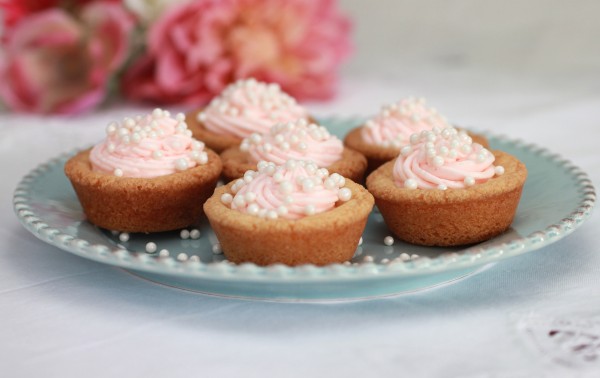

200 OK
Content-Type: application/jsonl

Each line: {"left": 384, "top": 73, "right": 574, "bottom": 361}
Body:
{"left": 1, "top": 68, "right": 599, "bottom": 377}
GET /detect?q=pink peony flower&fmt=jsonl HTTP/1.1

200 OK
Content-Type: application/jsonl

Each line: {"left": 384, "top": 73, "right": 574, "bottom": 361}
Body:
{"left": 122, "top": 0, "right": 352, "bottom": 106}
{"left": 0, "top": 2, "right": 134, "bottom": 114}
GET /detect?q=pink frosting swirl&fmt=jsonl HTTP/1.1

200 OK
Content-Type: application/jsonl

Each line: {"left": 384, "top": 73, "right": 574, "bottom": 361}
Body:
{"left": 240, "top": 119, "right": 344, "bottom": 167}
{"left": 90, "top": 108, "right": 208, "bottom": 178}
{"left": 197, "top": 78, "right": 309, "bottom": 139}
{"left": 393, "top": 127, "right": 501, "bottom": 190}
{"left": 361, "top": 97, "right": 451, "bottom": 147}
{"left": 221, "top": 160, "right": 352, "bottom": 220}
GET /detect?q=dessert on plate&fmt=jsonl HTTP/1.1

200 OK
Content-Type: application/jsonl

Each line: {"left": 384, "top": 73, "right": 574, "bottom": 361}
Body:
{"left": 187, "top": 78, "right": 311, "bottom": 153}
{"left": 64, "top": 108, "right": 222, "bottom": 232}
{"left": 344, "top": 97, "right": 488, "bottom": 173}
{"left": 204, "top": 160, "right": 374, "bottom": 266}
{"left": 366, "top": 126, "right": 527, "bottom": 246}
{"left": 219, "top": 118, "right": 367, "bottom": 183}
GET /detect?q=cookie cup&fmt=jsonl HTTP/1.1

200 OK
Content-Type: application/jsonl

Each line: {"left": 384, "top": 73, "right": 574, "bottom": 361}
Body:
{"left": 64, "top": 148, "right": 222, "bottom": 233}
{"left": 366, "top": 150, "right": 527, "bottom": 246}
{"left": 204, "top": 180, "right": 374, "bottom": 266}
{"left": 344, "top": 127, "right": 490, "bottom": 174}
{"left": 219, "top": 146, "right": 368, "bottom": 183}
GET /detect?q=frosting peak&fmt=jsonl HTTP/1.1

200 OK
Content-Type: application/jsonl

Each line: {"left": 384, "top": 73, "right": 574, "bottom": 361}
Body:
{"left": 90, "top": 109, "right": 208, "bottom": 178}
{"left": 361, "top": 97, "right": 451, "bottom": 147}
{"left": 221, "top": 160, "right": 352, "bottom": 220}
{"left": 240, "top": 119, "right": 344, "bottom": 167}
{"left": 197, "top": 78, "right": 309, "bottom": 139}
{"left": 393, "top": 127, "right": 503, "bottom": 189}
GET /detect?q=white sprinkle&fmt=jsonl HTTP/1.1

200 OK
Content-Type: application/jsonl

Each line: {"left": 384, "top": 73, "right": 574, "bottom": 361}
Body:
{"left": 176, "top": 112, "right": 185, "bottom": 122}
{"left": 464, "top": 176, "right": 476, "bottom": 187}
{"left": 400, "top": 253, "right": 410, "bottom": 261}
{"left": 304, "top": 205, "right": 316, "bottom": 216}
{"left": 384, "top": 236, "right": 394, "bottom": 246}
{"left": 145, "top": 242, "right": 157, "bottom": 253}
{"left": 358, "top": 237, "right": 363, "bottom": 246}
{"left": 363, "top": 255, "right": 374, "bottom": 263}
{"left": 212, "top": 244, "right": 222, "bottom": 254}
{"left": 152, "top": 108, "right": 163, "bottom": 118}
{"left": 118, "top": 232, "right": 129, "bottom": 242}
{"left": 175, "top": 158, "right": 188, "bottom": 171}
{"left": 177, "top": 253, "right": 188, "bottom": 262}
{"left": 159, "top": 249, "right": 170, "bottom": 257}
{"left": 152, "top": 150, "right": 163, "bottom": 159}
{"left": 495, "top": 166, "right": 505, "bottom": 175}
{"left": 189, "top": 255, "right": 200, "bottom": 262}
{"left": 114, "top": 168, "right": 123, "bottom": 177}
{"left": 180, "top": 229, "right": 190, "bottom": 239}
{"left": 247, "top": 203, "right": 259, "bottom": 215}
{"left": 404, "top": 179, "right": 418, "bottom": 189}
{"left": 438, "top": 184, "right": 448, "bottom": 190}
{"left": 221, "top": 193, "right": 233, "bottom": 204}
{"left": 338, "top": 187, "right": 352, "bottom": 201}
{"left": 190, "top": 229, "right": 201, "bottom": 239}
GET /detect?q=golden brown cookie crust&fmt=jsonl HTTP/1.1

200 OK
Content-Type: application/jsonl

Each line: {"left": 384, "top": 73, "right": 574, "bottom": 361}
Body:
{"left": 344, "top": 126, "right": 490, "bottom": 175}
{"left": 204, "top": 180, "right": 374, "bottom": 266}
{"left": 64, "top": 148, "right": 222, "bottom": 233}
{"left": 219, "top": 146, "right": 368, "bottom": 183}
{"left": 366, "top": 150, "right": 527, "bottom": 246}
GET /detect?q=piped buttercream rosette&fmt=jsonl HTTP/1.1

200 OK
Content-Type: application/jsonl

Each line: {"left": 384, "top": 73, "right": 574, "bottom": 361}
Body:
{"left": 197, "top": 78, "right": 309, "bottom": 139}
{"left": 220, "top": 160, "right": 352, "bottom": 220}
{"left": 361, "top": 97, "right": 450, "bottom": 148}
{"left": 393, "top": 127, "right": 504, "bottom": 190}
{"left": 240, "top": 119, "right": 344, "bottom": 167}
{"left": 90, "top": 108, "right": 208, "bottom": 178}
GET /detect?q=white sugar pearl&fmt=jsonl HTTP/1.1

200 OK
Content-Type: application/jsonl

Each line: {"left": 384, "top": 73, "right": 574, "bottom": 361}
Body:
{"left": 190, "top": 229, "right": 201, "bottom": 239}
{"left": 107, "top": 143, "right": 116, "bottom": 153}
{"left": 221, "top": 193, "right": 233, "bottom": 204}
{"left": 244, "top": 191, "right": 257, "bottom": 203}
{"left": 175, "top": 158, "right": 188, "bottom": 171}
{"left": 495, "top": 166, "right": 505, "bottom": 175}
{"left": 152, "top": 150, "right": 163, "bottom": 159}
{"left": 438, "top": 184, "right": 448, "bottom": 190}
{"left": 279, "top": 181, "right": 293, "bottom": 194}
{"left": 114, "top": 168, "right": 123, "bottom": 177}
{"left": 464, "top": 176, "right": 476, "bottom": 186}
{"left": 180, "top": 229, "right": 190, "bottom": 239}
{"left": 189, "top": 255, "right": 200, "bottom": 262}
{"left": 267, "top": 210, "right": 278, "bottom": 220}
{"left": 197, "top": 152, "right": 208, "bottom": 164}
{"left": 197, "top": 112, "right": 207, "bottom": 122}
{"left": 400, "top": 146, "right": 412, "bottom": 156}
{"left": 106, "top": 122, "right": 117, "bottom": 135}
{"left": 247, "top": 203, "right": 259, "bottom": 215}
{"left": 152, "top": 108, "right": 163, "bottom": 118}
{"left": 384, "top": 236, "right": 394, "bottom": 246}
{"left": 233, "top": 196, "right": 246, "bottom": 208}
{"left": 302, "top": 179, "right": 314, "bottom": 192}
{"left": 277, "top": 205, "right": 288, "bottom": 216}
{"left": 118, "top": 232, "right": 129, "bottom": 242}
{"left": 338, "top": 187, "right": 352, "bottom": 201}
{"left": 177, "top": 253, "right": 188, "bottom": 262}
{"left": 404, "top": 179, "right": 418, "bottom": 189}
{"left": 304, "top": 205, "right": 316, "bottom": 216}
{"left": 212, "top": 244, "right": 222, "bottom": 254}
{"left": 176, "top": 113, "right": 185, "bottom": 121}
{"left": 432, "top": 156, "right": 444, "bottom": 167}
{"left": 145, "top": 242, "right": 157, "bottom": 253}
{"left": 159, "top": 249, "right": 170, "bottom": 257}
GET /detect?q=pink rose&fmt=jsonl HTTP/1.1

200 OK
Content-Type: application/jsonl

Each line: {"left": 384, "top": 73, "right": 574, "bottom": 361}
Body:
{"left": 0, "top": 2, "right": 133, "bottom": 114}
{"left": 122, "top": 0, "right": 352, "bottom": 106}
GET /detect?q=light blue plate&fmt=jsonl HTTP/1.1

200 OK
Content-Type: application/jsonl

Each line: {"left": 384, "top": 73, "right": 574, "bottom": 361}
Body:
{"left": 13, "top": 119, "right": 596, "bottom": 301}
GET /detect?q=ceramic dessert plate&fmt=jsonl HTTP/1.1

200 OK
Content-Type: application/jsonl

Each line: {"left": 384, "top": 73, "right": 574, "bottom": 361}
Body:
{"left": 13, "top": 118, "right": 596, "bottom": 301}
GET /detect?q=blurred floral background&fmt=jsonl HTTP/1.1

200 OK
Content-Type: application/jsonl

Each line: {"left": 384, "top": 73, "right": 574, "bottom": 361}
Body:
{"left": 0, "top": 0, "right": 352, "bottom": 114}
